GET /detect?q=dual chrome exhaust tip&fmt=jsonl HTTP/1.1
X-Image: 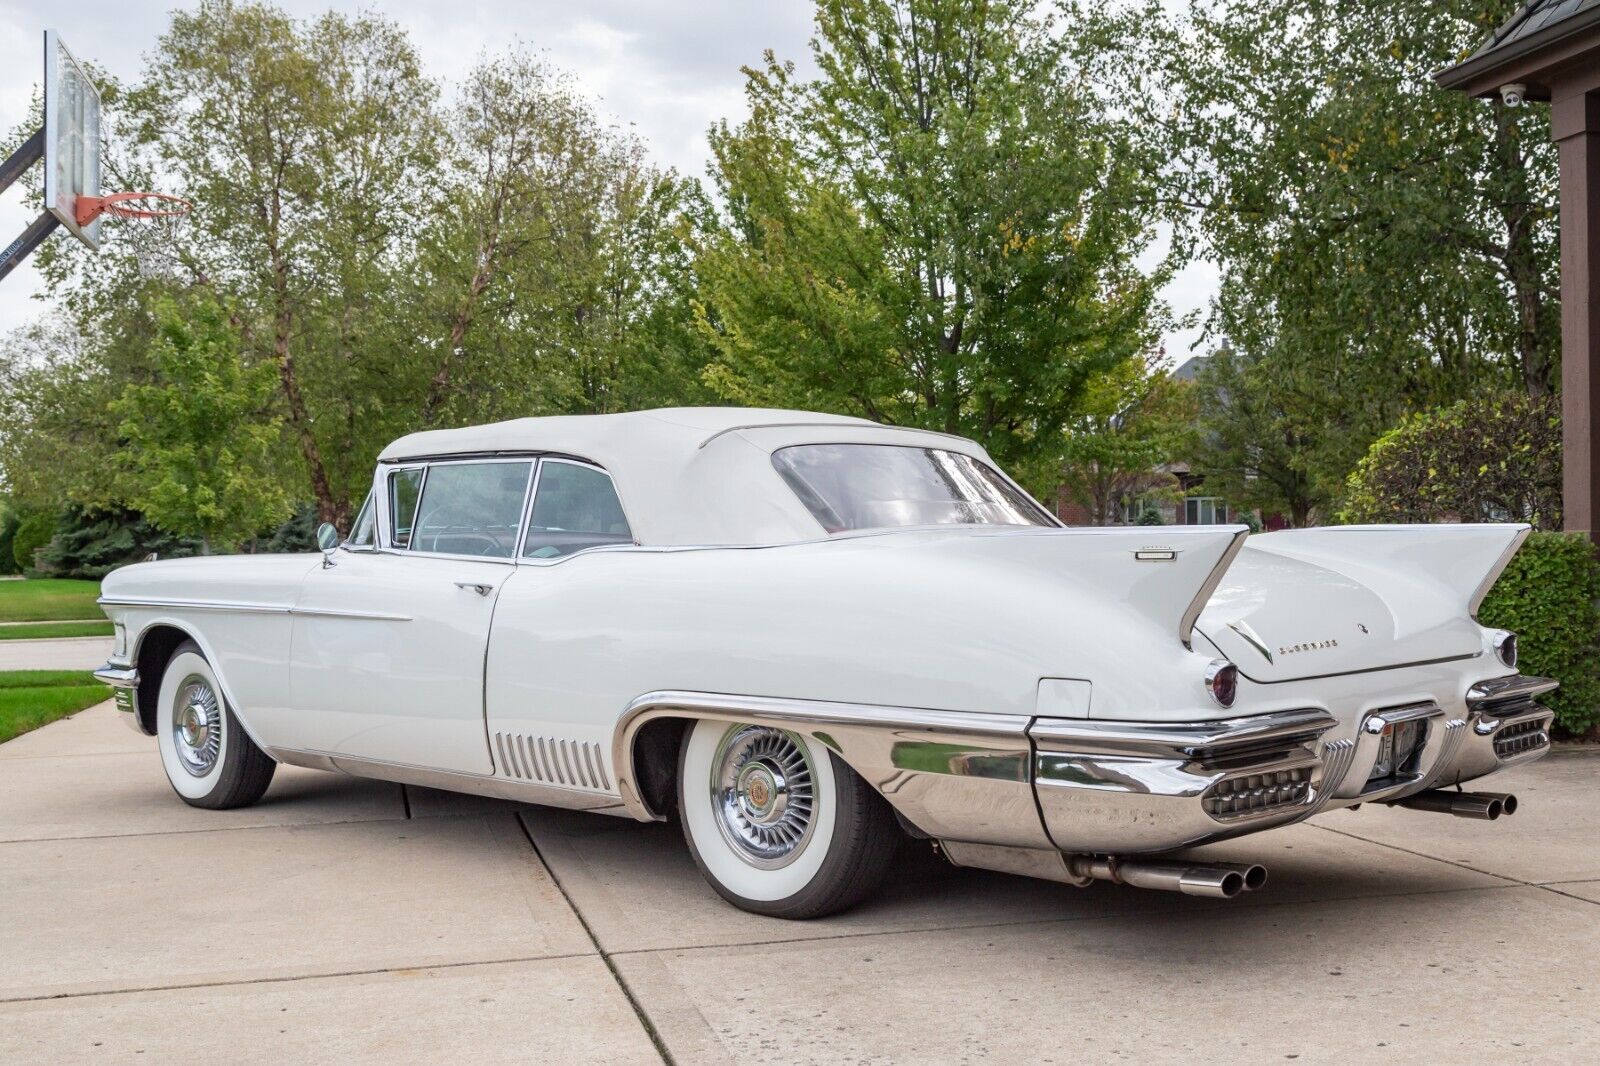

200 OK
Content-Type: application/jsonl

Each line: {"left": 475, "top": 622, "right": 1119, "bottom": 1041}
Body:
{"left": 1394, "top": 789, "right": 1519, "bottom": 820}
{"left": 1069, "top": 856, "right": 1269, "bottom": 899}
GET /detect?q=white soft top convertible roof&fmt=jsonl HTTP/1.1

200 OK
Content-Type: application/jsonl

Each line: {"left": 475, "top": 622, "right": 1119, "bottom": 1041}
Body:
{"left": 377, "top": 407, "right": 1003, "bottom": 546}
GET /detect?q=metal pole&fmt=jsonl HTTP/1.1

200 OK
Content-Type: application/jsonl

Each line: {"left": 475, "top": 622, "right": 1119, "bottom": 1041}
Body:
{"left": 0, "top": 212, "right": 61, "bottom": 283}
{"left": 0, "top": 127, "right": 45, "bottom": 197}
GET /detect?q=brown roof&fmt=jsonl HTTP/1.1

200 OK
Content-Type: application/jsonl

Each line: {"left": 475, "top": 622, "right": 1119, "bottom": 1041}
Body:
{"left": 1437, "top": 0, "right": 1600, "bottom": 93}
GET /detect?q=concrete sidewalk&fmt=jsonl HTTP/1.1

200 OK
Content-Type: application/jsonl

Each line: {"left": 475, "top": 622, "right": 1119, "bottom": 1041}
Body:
{"left": 2, "top": 701, "right": 1596, "bottom": 1063}
{"left": 0, "top": 636, "right": 113, "bottom": 671}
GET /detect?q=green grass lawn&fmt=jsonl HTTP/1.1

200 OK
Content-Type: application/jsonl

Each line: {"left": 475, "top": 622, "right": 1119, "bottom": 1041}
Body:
{"left": 0, "top": 578, "right": 105, "bottom": 622}
{"left": 0, "top": 670, "right": 111, "bottom": 744}
{"left": 0, "top": 620, "right": 114, "bottom": 641}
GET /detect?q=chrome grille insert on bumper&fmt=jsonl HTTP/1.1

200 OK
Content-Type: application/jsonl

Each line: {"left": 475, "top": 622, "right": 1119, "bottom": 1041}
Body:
{"left": 1493, "top": 717, "right": 1548, "bottom": 759}
{"left": 1203, "top": 766, "right": 1313, "bottom": 820}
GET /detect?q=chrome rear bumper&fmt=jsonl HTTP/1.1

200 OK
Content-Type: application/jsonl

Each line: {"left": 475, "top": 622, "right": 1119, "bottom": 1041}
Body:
{"left": 1031, "top": 708, "right": 1350, "bottom": 853}
{"left": 618, "top": 677, "right": 1557, "bottom": 862}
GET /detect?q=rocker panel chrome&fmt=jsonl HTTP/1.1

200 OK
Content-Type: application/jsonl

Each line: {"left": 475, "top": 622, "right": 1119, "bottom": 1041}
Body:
{"left": 269, "top": 746, "right": 631, "bottom": 814}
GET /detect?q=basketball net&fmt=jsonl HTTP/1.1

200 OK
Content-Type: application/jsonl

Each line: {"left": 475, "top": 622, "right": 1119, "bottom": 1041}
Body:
{"left": 76, "top": 192, "right": 194, "bottom": 283}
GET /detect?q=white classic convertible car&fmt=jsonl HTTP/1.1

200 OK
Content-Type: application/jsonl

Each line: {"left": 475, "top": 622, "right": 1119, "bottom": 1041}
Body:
{"left": 95, "top": 407, "right": 1556, "bottom": 917}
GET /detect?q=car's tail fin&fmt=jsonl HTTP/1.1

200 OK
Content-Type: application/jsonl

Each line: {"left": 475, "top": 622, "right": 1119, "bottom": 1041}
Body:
{"left": 918, "top": 525, "right": 1250, "bottom": 647}
{"left": 1247, "top": 524, "right": 1529, "bottom": 618}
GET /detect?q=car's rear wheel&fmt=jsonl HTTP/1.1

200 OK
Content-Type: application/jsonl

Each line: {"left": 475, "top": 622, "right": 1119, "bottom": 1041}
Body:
{"left": 677, "top": 718, "right": 898, "bottom": 919}
{"left": 155, "top": 642, "right": 275, "bottom": 809}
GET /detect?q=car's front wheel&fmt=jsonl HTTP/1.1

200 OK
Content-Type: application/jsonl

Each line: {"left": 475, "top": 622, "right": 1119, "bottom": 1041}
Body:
{"left": 677, "top": 718, "right": 898, "bottom": 919}
{"left": 155, "top": 642, "right": 276, "bottom": 809}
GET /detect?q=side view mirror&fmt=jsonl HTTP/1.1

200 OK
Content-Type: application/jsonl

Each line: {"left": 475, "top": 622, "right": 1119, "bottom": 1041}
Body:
{"left": 316, "top": 522, "right": 340, "bottom": 567}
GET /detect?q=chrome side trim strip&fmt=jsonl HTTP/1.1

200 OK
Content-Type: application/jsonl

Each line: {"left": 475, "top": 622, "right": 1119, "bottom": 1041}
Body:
{"left": 99, "top": 596, "right": 292, "bottom": 614}
{"left": 268, "top": 747, "right": 630, "bottom": 816}
{"left": 288, "top": 606, "right": 414, "bottom": 622}
{"left": 98, "top": 597, "right": 411, "bottom": 622}
{"left": 1029, "top": 708, "right": 1337, "bottom": 759}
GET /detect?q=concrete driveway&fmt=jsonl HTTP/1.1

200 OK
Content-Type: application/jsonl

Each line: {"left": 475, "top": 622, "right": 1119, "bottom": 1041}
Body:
{"left": 2, "top": 700, "right": 1596, "bottom": 1063}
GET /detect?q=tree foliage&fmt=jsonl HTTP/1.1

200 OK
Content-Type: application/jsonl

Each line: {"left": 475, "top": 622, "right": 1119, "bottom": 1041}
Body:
{"left": 0, "top": 1, "right": 710, "bottom": 532}
{"left": 694, "top": 0, "right": 1170, "bottom": 491}
{"left": 110, "top": 294, "right": 291, "bottom": 550}
{"left": 1341, "top": 392, "right": 1561, "bottom": 527}
{"left": 1097, "top": 0, "right": 1559, "bottom": 515}
{"left": 37, "top": 507, "right": 202, "bottom": 579}
{"left": 1058, "top": 353, "right": 1195, "bottom": 525}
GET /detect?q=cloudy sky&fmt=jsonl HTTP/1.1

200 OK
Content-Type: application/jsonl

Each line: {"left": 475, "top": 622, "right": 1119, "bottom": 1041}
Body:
{"left": 0, "top": 0, "right": 1217, "bottom": 359}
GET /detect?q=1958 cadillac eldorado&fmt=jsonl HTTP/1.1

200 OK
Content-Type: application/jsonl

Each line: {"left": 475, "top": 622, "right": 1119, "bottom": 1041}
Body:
{"left": 95, "top": 407, "right": 1557, "bottom": 917}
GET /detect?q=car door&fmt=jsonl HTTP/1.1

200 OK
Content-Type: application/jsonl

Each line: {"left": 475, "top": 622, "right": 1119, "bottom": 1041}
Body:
{"left": 286, "top": 458, "right": 535, "bottom": 774}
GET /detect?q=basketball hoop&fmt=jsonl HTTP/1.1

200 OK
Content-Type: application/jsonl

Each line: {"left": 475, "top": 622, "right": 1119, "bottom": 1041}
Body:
{"left": 75, "top": 192, "right": 194, "bottom": 281}
{"left": 75, "top": 191, "right": 192, "bottom": 226}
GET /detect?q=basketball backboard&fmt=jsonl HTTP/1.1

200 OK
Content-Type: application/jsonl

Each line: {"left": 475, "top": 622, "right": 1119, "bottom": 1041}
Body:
{"left": 43, "top": 29, "right": 103, "bottom": 250}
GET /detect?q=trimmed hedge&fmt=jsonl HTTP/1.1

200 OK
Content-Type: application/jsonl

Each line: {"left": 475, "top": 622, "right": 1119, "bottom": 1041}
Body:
{"left": 1479, "top": 531, "right": 1600, "bottom": 737}
{"left": 1342, "top": 393, "right": 1560, "bottom": 527}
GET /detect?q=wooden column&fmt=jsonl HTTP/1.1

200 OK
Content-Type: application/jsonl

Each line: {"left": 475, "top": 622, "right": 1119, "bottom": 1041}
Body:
{"left": 1555, "top": 89, "right": 1600, "bottom": 537}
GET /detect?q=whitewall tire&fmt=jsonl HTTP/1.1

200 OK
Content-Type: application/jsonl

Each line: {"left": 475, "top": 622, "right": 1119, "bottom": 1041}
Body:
{"left": 155, "top": 642, "right": 276, "bottom": 809}
{"left": 678, "top": 718, "right": 898, "bottom": 919}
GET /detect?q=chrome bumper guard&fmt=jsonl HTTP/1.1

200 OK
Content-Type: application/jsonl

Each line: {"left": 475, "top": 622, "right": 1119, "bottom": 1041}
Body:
{"left": 93, "top": 662, "right": 146, "bottom": 734}
{"left": 1029, "top": 709, "right": 1348, "bottom": 854}
{"left": 1461, "top": 674, "right": 1558, "bottom": 774}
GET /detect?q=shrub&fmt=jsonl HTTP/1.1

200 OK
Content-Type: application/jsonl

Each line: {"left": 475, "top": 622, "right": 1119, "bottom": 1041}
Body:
{"left": 1341, "top": 393, "right": 1560, "bottom": 527}
{"left": 0, "top": 511, "right": 20, "bottom": 576}
{"left": 1479, "top": 532, "right": 1600, "bottom": 737}
{"left": 12, "top": 512, "right": 58, "bottom": 573}
{"left": 36, "top": 506, "right": 201, "bottom": 579}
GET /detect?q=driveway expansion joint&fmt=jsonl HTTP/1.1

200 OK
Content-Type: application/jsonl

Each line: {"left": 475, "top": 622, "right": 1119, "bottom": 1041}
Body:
{"left": 514, "top": 812, "right": 674, "bottom": 1065}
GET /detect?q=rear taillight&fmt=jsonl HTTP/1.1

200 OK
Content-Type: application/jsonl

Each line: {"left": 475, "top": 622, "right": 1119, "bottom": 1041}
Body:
{"left": 1206, "top": 660, "right": 1238, "bottom": 708}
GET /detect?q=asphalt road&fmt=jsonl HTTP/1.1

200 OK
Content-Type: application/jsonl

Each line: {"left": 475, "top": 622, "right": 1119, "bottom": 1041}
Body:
{"left": 2, "top": 699, "right": 1596, "bottom": 1063}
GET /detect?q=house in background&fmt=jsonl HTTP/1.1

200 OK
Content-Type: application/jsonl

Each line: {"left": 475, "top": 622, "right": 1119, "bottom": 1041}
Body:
{"left": 1053, "top": 354, "right": 1241, "bottom": 527}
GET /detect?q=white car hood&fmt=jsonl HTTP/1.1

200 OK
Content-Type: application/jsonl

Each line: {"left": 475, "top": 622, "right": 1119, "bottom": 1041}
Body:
{"left": 1195, "top": 542, "right": 1484, "bottom": 682}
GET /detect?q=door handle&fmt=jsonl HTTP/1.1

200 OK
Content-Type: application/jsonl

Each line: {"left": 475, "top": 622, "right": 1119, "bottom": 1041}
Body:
{"left": 454, "top": 581, "right": 495, "bottom": 596}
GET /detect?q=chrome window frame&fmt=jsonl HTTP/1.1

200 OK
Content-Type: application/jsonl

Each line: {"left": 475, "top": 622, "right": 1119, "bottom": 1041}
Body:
{"left": 341, "top": 490, "right": 379, "bottom": 553}
{"left": 518, "top": 456, "right": 636, "bottom": 567}
{"left": 383, "top": 463, "right": 428, "bottom": 552}
{"left": 395, "top": 456, "right": 537, "bottom": 564}
{"left": 366, "top": 452, "right": 634, "bottom": 568}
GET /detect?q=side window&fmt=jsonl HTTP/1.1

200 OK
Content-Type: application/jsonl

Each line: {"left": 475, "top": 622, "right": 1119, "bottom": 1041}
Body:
{"left": 348, "top": 491, "right": 376, "bottom": 547}
{"left": 522, "top": 461, "right": 633, "bottom": 559}
{"left": 411, "top": 461, "right": 533, "bottom": 558}
{"left": 388, "top": 468, "right": 424, "bottom": 549}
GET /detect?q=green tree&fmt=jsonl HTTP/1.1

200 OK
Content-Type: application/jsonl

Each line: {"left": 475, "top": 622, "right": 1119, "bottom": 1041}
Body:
{"left": 135, "top": 0, "right": 441, "bottom": 526}
{"left": 694, "top": 0, "right": 1170, "bottom": 491}
{"left": 1188, "top": 346, "right": 1328, "bottom": 527}
{"left": 1099, "top": 0, "right": 1556, "bottom": 512}
{"left": 410, "top": 52, "right": 713, "bottom": 427}
{"left": 1058, "top": 354, "right": 1196, "bottom": 525}
{"left": 110, "top": 295, "right": 290, "bottom": 551}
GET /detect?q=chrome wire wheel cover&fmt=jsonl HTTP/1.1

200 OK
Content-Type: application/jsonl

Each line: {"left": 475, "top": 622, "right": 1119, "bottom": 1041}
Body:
{"left": 710, "top": 725, "right": 817, "bottom": 869}
{"left": 172, "top": 675, "right": 222, "bottom": 777}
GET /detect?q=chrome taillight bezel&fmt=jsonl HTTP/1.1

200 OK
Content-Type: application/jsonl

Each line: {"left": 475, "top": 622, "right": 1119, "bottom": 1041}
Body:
{"left": 1492, "top": 630, "right": 1518, "bottom": 669}
{"left": 1205, "top": 659, "right": 1238, "bottom": 708}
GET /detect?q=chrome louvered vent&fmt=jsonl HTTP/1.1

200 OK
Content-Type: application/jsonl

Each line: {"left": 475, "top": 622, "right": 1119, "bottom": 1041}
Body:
{"left": 1203, "top": 766, "right": 1313, "bottom": 820}
{"left": 1494, "top": 718, "right": 1548, "bottom": 759}
{"left": 494, "top": 732, "right": 611, "bottom": 790}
